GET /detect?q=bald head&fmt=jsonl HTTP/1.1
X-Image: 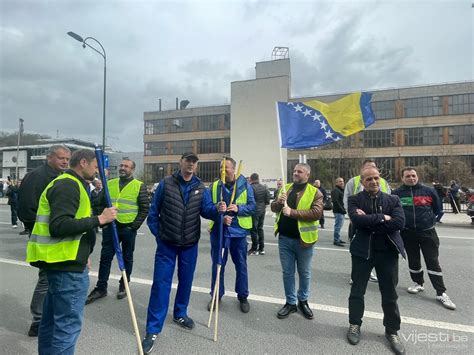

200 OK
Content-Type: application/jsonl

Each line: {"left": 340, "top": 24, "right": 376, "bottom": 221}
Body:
{"left": 361, "top": 167, "right": 380, "bottom": 196}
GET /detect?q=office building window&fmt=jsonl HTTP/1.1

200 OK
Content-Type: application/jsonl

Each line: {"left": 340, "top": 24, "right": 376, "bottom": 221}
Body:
{"left": 361, "top": 130, "right": 395, "bottom": 148}
{"left": 172, "top": 140, "right": 193, "bottom": 155}
{"left": 405, "top": 156, "right": 438, "bottom": 167}
{"left": 145, "top": 120, "right": 167, "bottom": 135}
{"left": 372, "top": 100, "right": 396, "bottom": 120}
{"left": 449, "top": 125, "right": 474, "bottom": 144}
{"left": 197, "top": 162, "right": 221, "bottom": 183}
{"left": 403, "top": 97, "right": 443, "bottom": 117}
{"left": 404, "top": 127, "right": 441, "bottom": 146}
{"left": 145, "top": 142, "right": 168, "bottom": 156}
{"left": 198, "top": 139, "right": 221, "bottom": 154}
{"left": 169, "top": 117, "right": 193, "bottom": 133}
{"left": 197, "top": 115, "right": 220, "bottom": 131}
{"left": 224, "top": 114, "right": 231, "bottom": 129}
{"left": 448, "top": 94, "right": 474, "bottom": 115}
{"left": 224, "top": 138, "right": 230, "bottom": 153}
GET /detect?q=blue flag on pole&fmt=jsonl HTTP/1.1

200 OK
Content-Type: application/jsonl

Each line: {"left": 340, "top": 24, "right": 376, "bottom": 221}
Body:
{"left": 277, "top": 92, "right": 375, "bottom": 149}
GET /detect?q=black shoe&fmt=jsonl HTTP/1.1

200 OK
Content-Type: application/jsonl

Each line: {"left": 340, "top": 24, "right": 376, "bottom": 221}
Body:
{"left": 247, "top": 248, "right": 258, "bottom": 256}
{"left": 340, "top": 240, "right": 346, "bottom": 244}
{"left": 347, "top": 324, "right": 361, "bottom": 345}
{"left": 385, "top": 332, "right": 405, "bottom": 354}
{"left": 117, "top": 287, "right": 126, "bottom": 300}
{"left": 28, "top": 323, "right": 39, "bottom": 337}
{"left": 258, "top": 250, "right": 265, "bottom": 255}
{"left": 320, "top": 225, "right": 325, "bottom": 229}
{"left": 19, "top": 229, "right": 30, "bottom": 236}
{"left": 85, "top": 288, "right": 107, "bottom": 305}
{"left": 142, "top": 333, "right": 158, "bottom": 354}
{"left": 333, "top": 241, "right": 345, "bottom": 247}
{"left": 297, "top": 300, "right": 314, "bottom": 319}
{"left": 207, "top": 298, "right": 221, "bottom": 311}
{"left": 239, "top": 298, "right": 250, "bottom": 313}
{"left": 277, "top": 303, "right": 297, "bottom": 319}
{"left": 173, "top": 316, "right": 195, "bottom": 330}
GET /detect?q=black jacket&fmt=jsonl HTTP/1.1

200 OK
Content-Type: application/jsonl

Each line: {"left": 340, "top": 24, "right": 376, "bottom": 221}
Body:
{"left": 6, "top": 185, "right": 19, "bottom": 206}
{"left": 31, "top": 169, "right": 100, "bottom": 272}
{"left": 348, "top": 190, "right": 406, "bottom": 260}
{"left": 18, "top": 163, "right": 62, "bottom": 224}
{"left": 251, "top": 182, "right": 271, "bottom": 215}
{"left": 392, "top": 183, "right": 441, "bottom": 231}
{"left": 331, "top": 186, "right": 346, "bottom": 214}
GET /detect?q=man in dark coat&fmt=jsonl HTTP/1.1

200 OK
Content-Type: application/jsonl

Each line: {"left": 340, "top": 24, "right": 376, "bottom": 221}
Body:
{"left": 248, "top": 173, "right": 271, "bottom": 255}
{"left": 346, "top": 167, "right": 406, "bottom": 355}
{"left": 331, "top": 177, "right": 346, "bottom": 246}
{"left": 17, "top": 145, "right": 71, "bottom": 337}
{"left": 6, "top": 179, "right": 20, "bottom": 228}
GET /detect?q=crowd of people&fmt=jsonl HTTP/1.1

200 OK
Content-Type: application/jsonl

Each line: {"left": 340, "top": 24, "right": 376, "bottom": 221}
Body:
{"left": 3, "top": 147, "right": 466, "bottom": 355}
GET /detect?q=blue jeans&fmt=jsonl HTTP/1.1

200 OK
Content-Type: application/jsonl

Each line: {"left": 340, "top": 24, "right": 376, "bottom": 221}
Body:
{"left": 333, "top": 213, "right": 345, "bottom": 242}
{"left": 97, "top": 226, "right": 137, "bottom": 290}
{"left": 278, "top": 235, "right": 315, "bottom": 305}
{"left": 39, "top": 269, "right": 89, "bottom": 355}
{"left": 146, "top": 239, "right": 198, "bottom": 334}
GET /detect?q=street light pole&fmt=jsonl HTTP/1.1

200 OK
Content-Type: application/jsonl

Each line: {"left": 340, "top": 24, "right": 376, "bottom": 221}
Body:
{"left": 67, "top": 31, "right": 107, "bottom": 151}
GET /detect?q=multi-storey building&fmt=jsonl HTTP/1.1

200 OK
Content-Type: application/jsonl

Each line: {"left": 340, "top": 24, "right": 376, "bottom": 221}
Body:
{"left": 143, "top": 57, "right": 473, "bottom": 187}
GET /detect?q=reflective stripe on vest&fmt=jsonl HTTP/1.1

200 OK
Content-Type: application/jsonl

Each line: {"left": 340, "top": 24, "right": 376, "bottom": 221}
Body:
{"left": 353, "top": 175, "right": 388, "bottom": 194}
{"left": 274, "top": 183, "right": 319, "bottom": 244}
{"left": 209, "top": 180, "right": 252, "bottom": 230}
{"left": 26, "top": 173, "right": 91, "bottom": 263}
{"left": 108, "top": 178, "right": 142, "bottom": 223}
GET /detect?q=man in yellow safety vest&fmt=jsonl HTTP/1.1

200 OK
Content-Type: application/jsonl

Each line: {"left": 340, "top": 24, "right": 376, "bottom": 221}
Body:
{"left": 86, "top": 159, "right": 149, "bottom": 303}
{"left": 271, "top": 163, "right": 323, "bottom": 320}
{"left": 26, "top": 149, "right": 117, "bottom": 354}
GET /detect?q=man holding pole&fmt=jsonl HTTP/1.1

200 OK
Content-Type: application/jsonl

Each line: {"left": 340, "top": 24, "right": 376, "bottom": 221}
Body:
{"left": 26, "top": 149, "right": 117, "bottom": 354}
{"left": 271, "top": 163, "right": 323, "bottom": 320}
{"left": 207, "top": 157, "right": 256, "bottom": 313}
{"left": 142, "top": 153, "right": 218, "bottom": 354}
{"left": 86, "top": 159, "right": 149, "bottom": 303}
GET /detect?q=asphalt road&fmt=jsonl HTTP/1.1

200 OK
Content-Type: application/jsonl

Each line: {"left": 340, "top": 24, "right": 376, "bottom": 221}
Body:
{"left": 1, "top": 205, "right": 473, "bottom": 354}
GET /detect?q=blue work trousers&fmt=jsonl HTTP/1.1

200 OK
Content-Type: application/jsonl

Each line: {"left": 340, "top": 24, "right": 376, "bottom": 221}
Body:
{"left": 146, "top": 239, "right": 198, "bottom": 334}
{"left": 210, "top": 235, "right": 249, "bottom": 301}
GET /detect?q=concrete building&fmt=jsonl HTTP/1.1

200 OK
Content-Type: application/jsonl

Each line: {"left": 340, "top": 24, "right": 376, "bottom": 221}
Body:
{"left": 143, "top": 56, "right": 473, "bottom": 187}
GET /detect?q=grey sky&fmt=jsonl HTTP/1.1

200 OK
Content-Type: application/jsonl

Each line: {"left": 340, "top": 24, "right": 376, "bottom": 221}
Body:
{"left": 1, "top": 0, "right": 472, "bottom": 151}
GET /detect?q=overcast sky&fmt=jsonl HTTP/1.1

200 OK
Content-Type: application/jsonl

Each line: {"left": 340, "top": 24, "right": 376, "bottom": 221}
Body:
{"left": 1, "top": 0, "right": 472, "bottom": 152}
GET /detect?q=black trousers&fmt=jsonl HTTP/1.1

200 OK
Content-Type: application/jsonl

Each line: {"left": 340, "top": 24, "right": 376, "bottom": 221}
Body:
{"left": 10, "top": 204, "right": 18, "bottom": 225}
{"left": 250, "top": 212, "right": 266, "bottom": 252}
{"left": 401, "top": 228, "right": 446, "bottom": 295}
{"left": 349, "top": 250, "right": 401, "bottom": 333}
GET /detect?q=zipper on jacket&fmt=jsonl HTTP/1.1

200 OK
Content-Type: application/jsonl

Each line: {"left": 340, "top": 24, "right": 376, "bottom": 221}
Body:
{"left": 367, "top": 232, "right": 372, "bottom": 260}
{"left": 387, "top": 233, "right": 404, "bottom": 259}
{"left": 410, "top": 187, "right": 416, "bottom": 230}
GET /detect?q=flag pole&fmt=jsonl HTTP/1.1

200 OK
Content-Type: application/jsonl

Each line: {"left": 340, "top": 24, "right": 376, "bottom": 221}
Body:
{"left": 275, "top": 102, "right": 288, "bottom": 197}
{"left": 208, "top": 157, "right": 226, "bottom": 334}
{"left": 15, "top": 118, "right": 23, "bottom": 180}
{"left": 94, "top": 145, "right": 143, "bottom": 355}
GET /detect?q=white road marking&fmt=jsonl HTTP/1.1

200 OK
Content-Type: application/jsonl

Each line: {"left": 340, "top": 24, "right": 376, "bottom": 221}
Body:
{"left": 1, "top": 257, "right": 473, "bottom": 334}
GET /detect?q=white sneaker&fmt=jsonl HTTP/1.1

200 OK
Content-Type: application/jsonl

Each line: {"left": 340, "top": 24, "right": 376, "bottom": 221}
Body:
{"left": 12, "top": 225, "right": 18, "bottom": 229}
{"left": 436, "top": 293, "right": 456, "bottom": 310}
{"left": 369, "top": 271, "right": 378, "bottom": 282}
{"left": 407, "top": 283, "right": 424, "bottom": 294}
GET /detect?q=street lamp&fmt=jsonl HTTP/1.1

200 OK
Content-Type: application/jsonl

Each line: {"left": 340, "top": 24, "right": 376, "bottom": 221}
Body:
{"left": 67, "top": 31, "right": 107, "bottom": 151}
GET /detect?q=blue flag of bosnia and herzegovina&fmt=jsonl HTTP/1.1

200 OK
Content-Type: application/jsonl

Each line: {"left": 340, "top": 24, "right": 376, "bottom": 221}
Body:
{"left": 277, "top": 92, "right": 375, "bottom": 149}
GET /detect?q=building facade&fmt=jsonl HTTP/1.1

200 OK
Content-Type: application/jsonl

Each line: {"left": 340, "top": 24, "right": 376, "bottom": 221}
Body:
{"left": 143, "top": 105, "right": 230, "bottom": 183}
{"left": 143, "top": 57, "right": 473, "bottom": 188}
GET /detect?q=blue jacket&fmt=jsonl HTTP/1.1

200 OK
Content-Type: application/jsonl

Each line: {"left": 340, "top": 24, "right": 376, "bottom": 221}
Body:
{"left": 209, "top": 175, "right": 256, "bottom": 239}
{"left": 392, "top": 183, "right": 441, "bottom": 231}
{"left": 348, "top": 190, "right": 406, "bottom": 260}
{"left": 147, "top": 171, "right": 217, "bottom": 242}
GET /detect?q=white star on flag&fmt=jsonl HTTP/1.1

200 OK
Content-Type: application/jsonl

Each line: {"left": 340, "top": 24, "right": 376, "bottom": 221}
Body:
{"left": 325, "top": 130, "right": 334, "bottom": 139}
{"left": 320, "top": 121, "right": 328, "bottom": 130}
{"left": 294, "top": 104, "right": 303, "bottom": 112}
{"left": 312, "top": 112, "right": 322, "bottom": 121}
{"left": 302, "top": 108, "right": 312, "bottom": 117}
{"left": 287, "top": 102, "right": 294, "bottom": 106}
{"left": 334, "top": 136, "right": 341, "bottom": 141}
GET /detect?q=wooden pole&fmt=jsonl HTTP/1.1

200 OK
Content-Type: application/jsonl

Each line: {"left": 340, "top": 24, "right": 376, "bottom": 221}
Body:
{"left": 122, "top": 270, "right": 144, "bottom": 355}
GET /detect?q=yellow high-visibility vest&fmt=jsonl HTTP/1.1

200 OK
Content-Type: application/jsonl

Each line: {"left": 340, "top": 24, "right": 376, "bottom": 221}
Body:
{"left": 26, "top": 173, "right": 91, "bottom": 263}
{"left": 209, "top": 180, "right": 252, "bottom": 230}
{"left": 108, "top": 178, "right": 142, "bottom": 223}
{"left": 274, "top": 183, "right": 319, "bottom": 244}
